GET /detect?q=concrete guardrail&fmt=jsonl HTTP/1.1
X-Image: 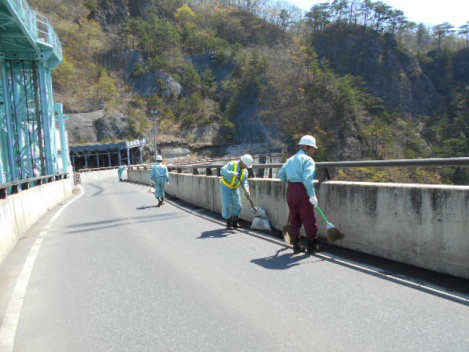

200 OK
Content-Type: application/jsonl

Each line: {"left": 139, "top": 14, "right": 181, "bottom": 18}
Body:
{"left": 0, "top": 178, "right": 74, "bottom": 265}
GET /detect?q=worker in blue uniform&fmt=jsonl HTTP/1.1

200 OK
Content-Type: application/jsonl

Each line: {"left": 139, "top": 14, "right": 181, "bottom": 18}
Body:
{"left": 150, "top": 155, "right": 170, "bottom": 206}
{"left": 278, "top": 135, "right": 319, "bottom": 254}
{"left": 220, "top": 154, "right": 253, "bottom": 229}
{"left": 118, "top": 164, "right": 126, "bottom": 181}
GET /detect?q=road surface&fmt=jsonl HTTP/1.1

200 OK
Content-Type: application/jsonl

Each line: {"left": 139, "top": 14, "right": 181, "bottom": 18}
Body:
{"left": 0, "top": 180, "right": 468, "bottom": 351}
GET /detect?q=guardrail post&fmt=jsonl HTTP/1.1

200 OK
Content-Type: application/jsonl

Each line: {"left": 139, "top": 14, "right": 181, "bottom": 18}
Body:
{"left": 216, "top": 168, "right": 221, "bottom": 177}
{"left": 317, "top": 168, "right": 331, "bottom": 182}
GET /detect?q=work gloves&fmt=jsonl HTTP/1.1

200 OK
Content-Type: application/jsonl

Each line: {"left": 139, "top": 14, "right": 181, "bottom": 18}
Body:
{"left": 309, "top": 195, "right": 318, "bottom": 208}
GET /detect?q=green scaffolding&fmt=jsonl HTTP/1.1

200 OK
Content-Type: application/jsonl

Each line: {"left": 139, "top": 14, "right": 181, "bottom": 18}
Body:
{"left": 0, "top": 0, "right": 65, "bottom": 184}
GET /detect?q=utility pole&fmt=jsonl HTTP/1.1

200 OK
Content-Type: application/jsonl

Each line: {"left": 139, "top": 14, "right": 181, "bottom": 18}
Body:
{"left": 149, "top": 109, "right": 159, "bottom": 159}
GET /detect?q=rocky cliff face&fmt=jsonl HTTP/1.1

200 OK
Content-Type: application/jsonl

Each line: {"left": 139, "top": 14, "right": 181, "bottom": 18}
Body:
{"left": 89, "top": 0, "right": 154, "bottom": 26}
{"left": 66, "top": 110, "right": 128, "bottom": 144}
{"left": 99, "top": 50, "right": 182, "bottom": 97}
{"left": 311, "top": 25, "right": 446, "bottom": 118}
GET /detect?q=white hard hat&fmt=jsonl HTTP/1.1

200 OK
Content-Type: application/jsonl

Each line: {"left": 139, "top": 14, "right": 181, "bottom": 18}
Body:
{"left": 298, "top": 135, "right": 318, "bottom": 149}
{"left": 156, "top": 155, "right": 163, "bottom": 161}
{"left": 240, "top": 154, "right": 253, "bottom": 168}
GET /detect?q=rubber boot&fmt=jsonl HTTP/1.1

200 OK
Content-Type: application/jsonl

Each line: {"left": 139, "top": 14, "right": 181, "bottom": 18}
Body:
{"left": 307, "top": 239, "right": 318, "bottom": 254}
{"left": 226, "top": 217, "right": 233, "bottom": 230}
{"left": 157, "top": 197, "right": 163, "bottom": 207}
{"left": 232, "top": 216, "right": 240, "bottom": 228}
{"left": 292, "top": 237, "right": 302, "bottom": 254}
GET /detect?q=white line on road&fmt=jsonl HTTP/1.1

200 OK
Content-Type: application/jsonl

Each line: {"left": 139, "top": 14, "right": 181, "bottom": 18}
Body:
{"left": 0, "top": 185, "right": 84, "bottom": 352}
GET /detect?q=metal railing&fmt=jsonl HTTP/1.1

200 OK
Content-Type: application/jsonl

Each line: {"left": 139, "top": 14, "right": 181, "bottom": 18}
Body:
{"left": 75, "top": 157, "right": 469, "bottom": 181}
{"left": 162, "top": 157, "right": 469, "bottom": 180}
{"left": 5, "top": 0, "right": 62, "bottom": 59}
{"left": 0, "top": 173, "right": 69, "bottom": 199}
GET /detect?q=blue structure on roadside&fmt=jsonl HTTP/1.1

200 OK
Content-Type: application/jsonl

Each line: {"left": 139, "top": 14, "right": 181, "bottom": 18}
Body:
{"left": 0, "top": 0, "right": 67, "bottom": 185}
{"left": 70, "top": 139, "right": 146, "bottom": 171}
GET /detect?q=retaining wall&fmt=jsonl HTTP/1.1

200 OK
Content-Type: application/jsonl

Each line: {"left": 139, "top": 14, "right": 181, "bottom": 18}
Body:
{"left": 79, "top": 169, "right": 121, "bottom": 184}
{"left": 0, "top": 178, "right": 74, "bottom": 265}
{"left": 129, "top": 169, "right": 469, "bottom": 279}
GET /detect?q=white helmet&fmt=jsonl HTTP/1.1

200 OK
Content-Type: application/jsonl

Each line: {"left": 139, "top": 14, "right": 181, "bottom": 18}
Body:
{"left": 156, "top": 155, "right": 163, "bottom": 161}
{"left": 240, "top": 154, "right": 253, "bottom": 168}
{"left": 298, "top": 135, "right": 318, "bottom": 149}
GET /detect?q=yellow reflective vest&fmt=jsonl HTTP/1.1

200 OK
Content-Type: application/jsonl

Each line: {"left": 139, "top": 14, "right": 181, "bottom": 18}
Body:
{"left": 221, "top": 161, "right": 248, "bottom": 190}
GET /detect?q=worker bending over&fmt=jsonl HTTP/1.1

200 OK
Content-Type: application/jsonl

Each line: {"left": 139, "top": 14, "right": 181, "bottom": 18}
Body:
{"left": 278, "top": 135, "right": 319, "bottom": 254}
{"left": 150, "top": 155, "right": 170, "bottom": 207}
{"left": 220, "top": 154, "right": 253, "bottom": 229}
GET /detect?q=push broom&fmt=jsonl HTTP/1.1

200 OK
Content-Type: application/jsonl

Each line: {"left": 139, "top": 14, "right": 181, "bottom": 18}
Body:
{"left": 316, "top": 206, "right": 345, "bottom": 242}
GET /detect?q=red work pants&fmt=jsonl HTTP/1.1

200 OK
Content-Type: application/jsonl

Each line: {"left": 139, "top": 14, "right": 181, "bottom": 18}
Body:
{"left": 287, "top": 183, "right": 318, "bottom": 241}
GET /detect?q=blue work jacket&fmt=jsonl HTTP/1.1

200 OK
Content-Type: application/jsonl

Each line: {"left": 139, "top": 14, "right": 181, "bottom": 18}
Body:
{"left": 151, "top": 163, "right": 170, "bottom": 183}
{"left": 278, "top": 150, "right": 316, "bottom": 196}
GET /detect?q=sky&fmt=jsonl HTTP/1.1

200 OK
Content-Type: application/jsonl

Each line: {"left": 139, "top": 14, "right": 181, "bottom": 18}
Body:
{"left": 286, "top": 0, "right": 469, "bottom": 28}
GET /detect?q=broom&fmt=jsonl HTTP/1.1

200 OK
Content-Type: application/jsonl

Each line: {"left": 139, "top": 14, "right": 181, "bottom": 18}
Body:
{"left": 316, "top": 205, "right": 345, "bottom": 242}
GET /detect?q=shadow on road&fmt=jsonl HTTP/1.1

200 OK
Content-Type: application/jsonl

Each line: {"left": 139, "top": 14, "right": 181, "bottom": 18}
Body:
{"left": 56, "top": 213, "right": 186, "bottom": 236}
{"left": 136, "top": 205, "right": 159, "bottom": 210}
{"left": 198, "top": 229, "right": 232, "bottom": 239}
{"left": 251, "top": 247, "right": 324, "bottom": 270}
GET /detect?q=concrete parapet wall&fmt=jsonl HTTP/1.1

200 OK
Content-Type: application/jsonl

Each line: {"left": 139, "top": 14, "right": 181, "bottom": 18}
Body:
{"left": 0, "top": 178, "right": 74, "bottom": 265}
{"left": 129, "top": 170, "right": 469, "bottom": 279}
{"left": 79, "top": 169, "right": 120, "bottom": 184}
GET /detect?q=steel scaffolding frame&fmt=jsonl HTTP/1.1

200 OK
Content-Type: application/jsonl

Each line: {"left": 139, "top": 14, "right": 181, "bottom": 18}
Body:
{"left": 0, "top": 0, "right": 64, "bottom": 184}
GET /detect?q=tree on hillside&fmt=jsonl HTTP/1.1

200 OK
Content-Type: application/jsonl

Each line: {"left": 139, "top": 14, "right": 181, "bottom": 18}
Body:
{"left": 458, "top": 21, "right": 469, "bottom": 48}
{"left": 433, "top": 22, "right": 455, "bottom": 50}
{"left": 416, "top": 22, "right": 431, "bottom": 55}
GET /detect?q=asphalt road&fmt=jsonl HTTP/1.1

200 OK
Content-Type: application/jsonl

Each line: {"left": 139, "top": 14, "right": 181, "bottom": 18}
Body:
{"left": 0, "top": 180, "right": 468, "bottom": 352}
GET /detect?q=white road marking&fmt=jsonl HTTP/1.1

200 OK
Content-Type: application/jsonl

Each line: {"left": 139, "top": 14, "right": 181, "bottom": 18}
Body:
{"left": 0, "top": 185, "right": 84, "bottom": 352}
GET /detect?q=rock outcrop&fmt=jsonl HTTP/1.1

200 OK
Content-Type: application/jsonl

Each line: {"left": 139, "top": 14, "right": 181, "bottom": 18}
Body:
{"left": 311, "top": 25, "right": 445, "bottom": 117}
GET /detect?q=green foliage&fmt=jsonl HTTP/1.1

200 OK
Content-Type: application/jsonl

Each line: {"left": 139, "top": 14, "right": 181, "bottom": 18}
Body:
{"left": 176, "top": 4, "right": 196, "bottom": 23}
{"left": 363, "top": 117, "right": 394, "bottom": 158}
{"left": 83, "top": 0, "right": 98, "bottom": 12}
{"left": 131, "top": 62, "right": 148, "bottom": 77}
{"left": 127, "top": 107, "right": 148, "bottom": 138}
{"left": 96, "top": 69, "right": 118, "bottom": 110}
{"left": 200, "top": 68, "right": 217, "bottom": 97}
{"left": 178, "top": 64, "right": 201, "bottom": 95}
{"left": 52, "top": 56, "right": 75, "bottom": 91}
